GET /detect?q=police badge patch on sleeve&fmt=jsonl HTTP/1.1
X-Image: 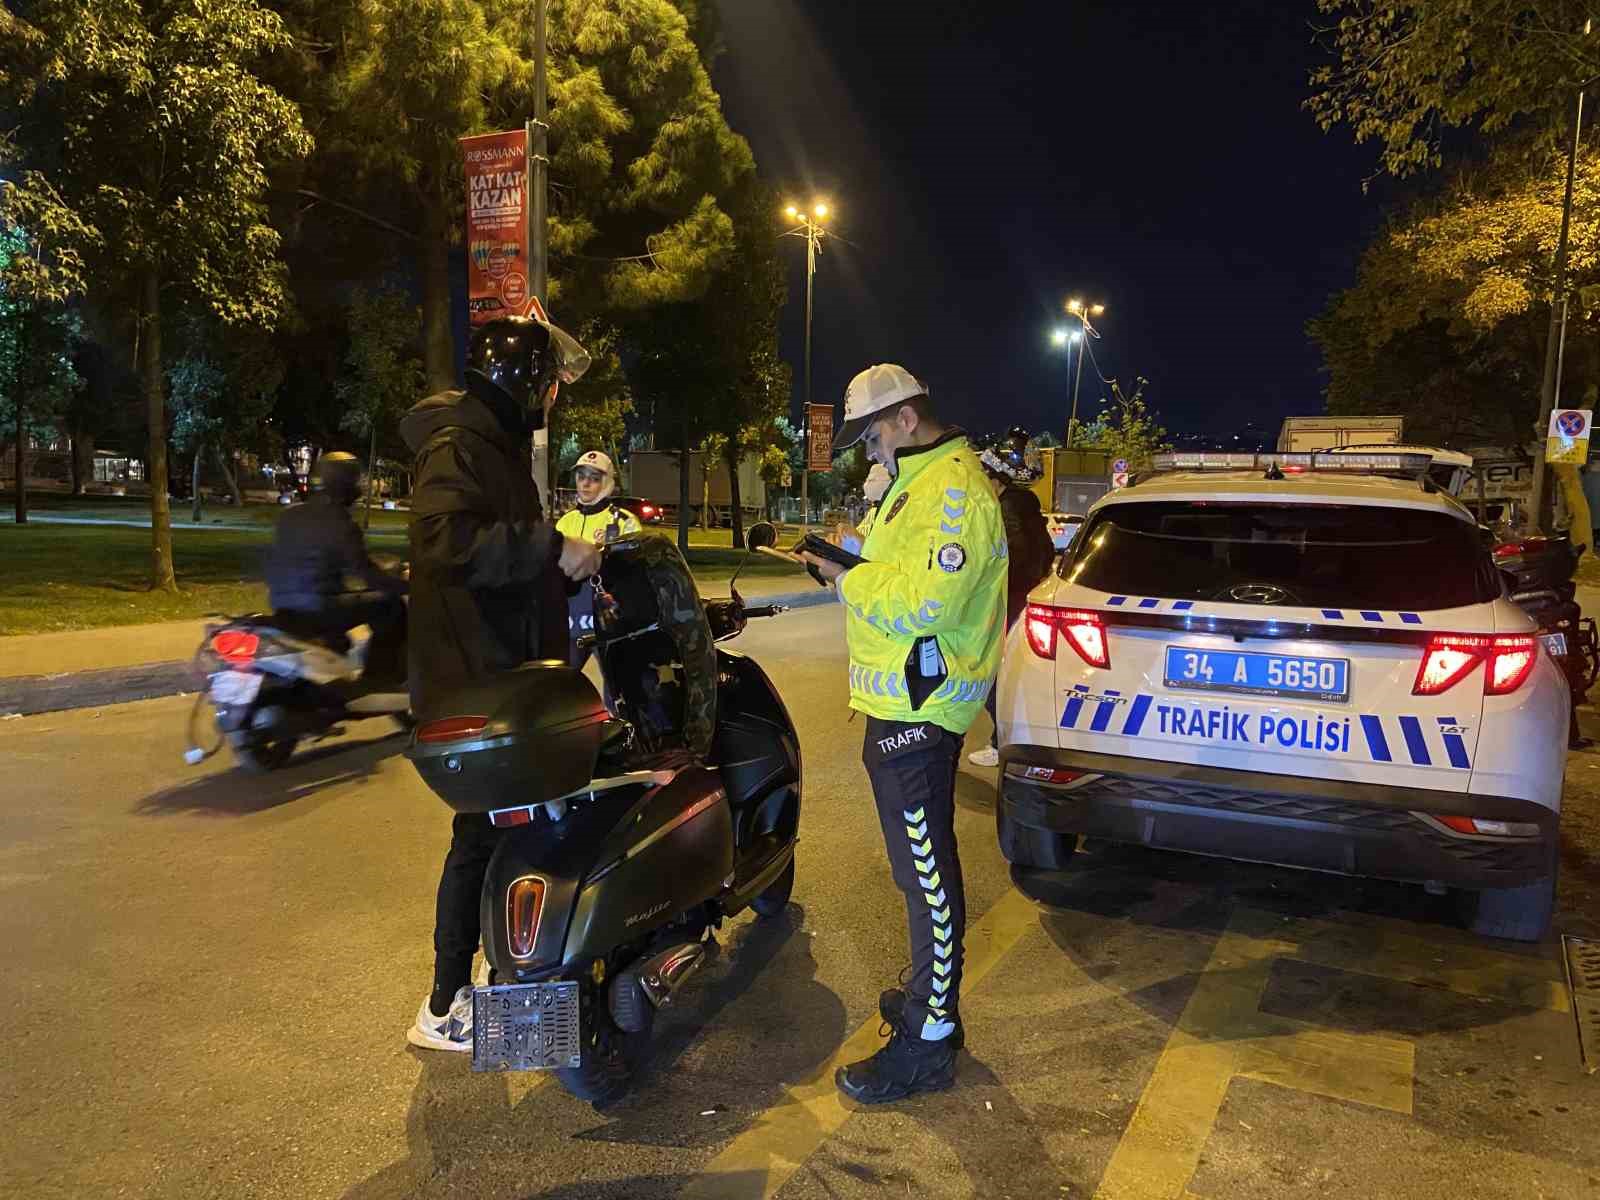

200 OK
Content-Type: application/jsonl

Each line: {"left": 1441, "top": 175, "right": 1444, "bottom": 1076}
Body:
{"left": 937, "top": 542, "right": 966, "bottom": 573}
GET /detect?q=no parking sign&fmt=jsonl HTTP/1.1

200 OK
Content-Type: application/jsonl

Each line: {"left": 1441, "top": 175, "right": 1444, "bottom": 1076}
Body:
{"left": 1547, "top": 409, "right": 1592, "bottom": 464}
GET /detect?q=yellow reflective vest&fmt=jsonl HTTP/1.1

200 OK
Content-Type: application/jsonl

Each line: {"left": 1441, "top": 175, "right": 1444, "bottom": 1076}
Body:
{"left": 838, "top": 432, "right": 1007, "bottom": 734}
{"left": 556, "top": 502, "right": 642, "bottom": 545}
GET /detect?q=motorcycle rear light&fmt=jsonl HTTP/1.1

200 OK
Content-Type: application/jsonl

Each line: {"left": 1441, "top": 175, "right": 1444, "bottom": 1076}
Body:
{"left": 489, "top": 807, "right": 535, "bottom": 828}
{"left": 1413, "top": 634, "right": 1537, "bottom": 696}
{"left": 506, "top": 876, "right": 546, "bottom": 959}
{"left": 1437, "top": 815, "right": 1541, "bottom": 838}
{"left": 1024, "top": 604, "right": 1110, "bottom": 668}
{"left": 416, "top": 715, "right": 491, "bottom": 744}
{"left": 211, "top": 630, "right": 259, "bottom": 665}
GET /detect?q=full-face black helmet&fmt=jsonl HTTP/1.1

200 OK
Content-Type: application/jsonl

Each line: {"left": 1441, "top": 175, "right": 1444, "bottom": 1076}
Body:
{"left": 465, "top": 316, "right": 591, "bottom": 430}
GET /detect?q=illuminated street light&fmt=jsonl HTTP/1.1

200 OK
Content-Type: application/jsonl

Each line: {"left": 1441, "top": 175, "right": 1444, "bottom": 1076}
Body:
{"left": 1057, "top": 296, "right": 1108, "bottom": 445}
{"left": 781, "top": 199, "right": 839, "bottom": 530}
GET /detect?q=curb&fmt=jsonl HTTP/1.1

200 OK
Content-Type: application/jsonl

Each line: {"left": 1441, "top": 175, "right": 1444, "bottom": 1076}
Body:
{"left": 0, "top": 587, "right": 835, "bottom": 719}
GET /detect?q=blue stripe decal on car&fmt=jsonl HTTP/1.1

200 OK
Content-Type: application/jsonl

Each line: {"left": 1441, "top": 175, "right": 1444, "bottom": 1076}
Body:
{"left": 1360, "top": 715, "right": 1392, "bottom": 762}
{"left": 1090, "top": 689, "right": 1123, "bottom": 732}
{"left": 1400, "top": 612, "right": 1423, "bottom": 625}
{"left": 1437, "top": 717, "right": 1471, "bottom": 769}
{"left": 1138, "top": 598, "right": 1159, "bottom": 609}
{"left": 1123, "top": 694, "right": 1153, "bottom": 736}
{"left": 1322, "top": 609, "right": 1343, "bottom": 620}
{"left": 1106, "top": 596, "right": 1128, "bottom": 606}
{"left": 1398, "top": 715, "right": 1431, "bottom": 765}
{"left": 1172, "top": 601, "right": 1194, "bottom": 612}
{"left": 1060, "top": 684, "right": 1091, "bottom": 729}
{"left": 1360, "top": 611, "right": 1383, "bottom": 623}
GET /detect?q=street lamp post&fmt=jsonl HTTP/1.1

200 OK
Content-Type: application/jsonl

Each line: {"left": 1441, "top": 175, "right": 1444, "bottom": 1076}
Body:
{"left": 1061, "top": 298, "right": 1106, "bottom": 447}
{"left": 783, "top": 200, "right": 832, "bottom": 530}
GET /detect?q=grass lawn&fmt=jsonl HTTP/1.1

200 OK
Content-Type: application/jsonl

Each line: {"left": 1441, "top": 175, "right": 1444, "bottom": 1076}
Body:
{"left": 0, "top": 520, "right": 809, "bottom": 637}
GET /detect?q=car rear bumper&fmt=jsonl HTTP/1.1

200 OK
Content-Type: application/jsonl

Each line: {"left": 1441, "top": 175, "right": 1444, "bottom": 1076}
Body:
{"left": 998, "top": 745, "right": 1556, "bottom": 889}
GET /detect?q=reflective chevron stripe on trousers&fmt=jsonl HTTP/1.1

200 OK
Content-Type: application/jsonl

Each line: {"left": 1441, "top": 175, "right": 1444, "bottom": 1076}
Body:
{"left": 862, "top": 717, "right": 966, "bottom": 1038}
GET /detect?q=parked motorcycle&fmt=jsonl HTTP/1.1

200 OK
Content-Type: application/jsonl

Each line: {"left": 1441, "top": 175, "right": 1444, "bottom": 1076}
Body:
{"left": 404, "top": 522, "right": 801, "bottom": 1104}
{"left": 1494, "top": 534, "right": 1600, "bottom": 745}
{"left": 185, "top": 615, "right": 411, "bottom": 772}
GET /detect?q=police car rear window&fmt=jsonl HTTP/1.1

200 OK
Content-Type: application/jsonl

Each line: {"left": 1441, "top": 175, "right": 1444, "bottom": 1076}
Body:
{"left": 1062, "top": 502, "right": 1497, "bottom": 611}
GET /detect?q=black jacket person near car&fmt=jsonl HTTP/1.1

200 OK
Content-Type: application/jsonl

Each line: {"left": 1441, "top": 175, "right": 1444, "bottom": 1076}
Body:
{"left": 399, "top": 314, "right": 602, "bottom": 1053}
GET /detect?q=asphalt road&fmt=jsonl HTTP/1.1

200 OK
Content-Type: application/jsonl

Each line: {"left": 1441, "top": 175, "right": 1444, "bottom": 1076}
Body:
{"left": 2, "top": 604, "right": 1597, "bottom": 1200}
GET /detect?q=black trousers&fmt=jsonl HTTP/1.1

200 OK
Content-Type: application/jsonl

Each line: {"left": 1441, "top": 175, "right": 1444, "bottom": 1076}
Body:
{"left": 275, "top": 592, "right": 407, "bottom": 684}
{"left": 862, "top": 717, "right": 966, "bottom": 1032}
{"left": 433, "top": 812, "right": 502, "bottom": 996}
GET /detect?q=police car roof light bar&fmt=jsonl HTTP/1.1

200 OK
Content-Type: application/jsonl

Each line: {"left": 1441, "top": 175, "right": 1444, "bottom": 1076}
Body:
{"left": 1148, "top": 451, "right": 1435, "bottom": 479}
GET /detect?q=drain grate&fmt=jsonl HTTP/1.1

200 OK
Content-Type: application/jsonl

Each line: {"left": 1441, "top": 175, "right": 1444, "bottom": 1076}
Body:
{"left": 1562, "top": 936, "right": 1600, "bottom": 1074}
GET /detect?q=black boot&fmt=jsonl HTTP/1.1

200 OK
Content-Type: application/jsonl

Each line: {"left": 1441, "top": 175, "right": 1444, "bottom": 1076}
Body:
{"left": 835, "top": 1013, "right": 960, "bottom": 1103}
{"left": 879, "top": 987, "right": 964, "bottom": 1052}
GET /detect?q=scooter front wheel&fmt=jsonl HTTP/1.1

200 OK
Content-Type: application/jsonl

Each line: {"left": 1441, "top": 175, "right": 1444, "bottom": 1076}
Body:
{"left": 749, "top": 857, "right": 795, "bottom": 919}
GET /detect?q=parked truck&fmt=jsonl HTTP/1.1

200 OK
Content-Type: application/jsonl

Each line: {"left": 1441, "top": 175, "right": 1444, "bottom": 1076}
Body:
{"left": 627, "top": 449, "right": 767, "bottom": 527}
{"left": 1276, "top": 414, "right": 1404, "bottom": 452}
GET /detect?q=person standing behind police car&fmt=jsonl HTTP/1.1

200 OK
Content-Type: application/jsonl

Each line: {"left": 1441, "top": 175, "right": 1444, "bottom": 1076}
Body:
{"left": 556, "top": 450, "right": 642, "bottom": 671}
{"left": 800, "top": 363, "right": 1006, "bottom": 1104}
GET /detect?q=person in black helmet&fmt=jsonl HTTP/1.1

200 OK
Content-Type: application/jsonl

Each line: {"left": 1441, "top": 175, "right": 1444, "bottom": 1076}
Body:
{"left": 265, "top": 451, "right": 408, "bottom": 683}
{"left": 400, "top": 313, "right": 600, "bottom": 1052}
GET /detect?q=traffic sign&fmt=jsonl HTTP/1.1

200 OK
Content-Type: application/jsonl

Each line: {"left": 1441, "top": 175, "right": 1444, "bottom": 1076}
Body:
{"left": 1112, "top": 458, "right": 1129, "bottom": 474}
{"left": 1547, "top": 408, "right": 1593, "bottom": 465}
{"left": 1111, "top": 471, "right": 1131, "bottom": 489}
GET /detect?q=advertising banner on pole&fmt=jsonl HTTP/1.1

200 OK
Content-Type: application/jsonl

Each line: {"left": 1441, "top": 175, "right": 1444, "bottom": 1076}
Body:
{"left": 806, "top": 403, "right": 834, "bottom": 471}
{"left": 461, "top": 129, "right": 534, "bottom": 326}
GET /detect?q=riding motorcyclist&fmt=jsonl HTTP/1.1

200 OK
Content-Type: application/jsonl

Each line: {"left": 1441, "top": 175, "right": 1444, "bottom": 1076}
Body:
{"left": 556, "top": 450, "right": 642, "bottom": 671}
{"left": 968, "top": 427, "right": 1055, "bottom": 768}
{"left": 264, "top": 451, "right": 408, "bottom": 684}
{"left": 400, "top": 314, "right": 600, "bottom": 1052}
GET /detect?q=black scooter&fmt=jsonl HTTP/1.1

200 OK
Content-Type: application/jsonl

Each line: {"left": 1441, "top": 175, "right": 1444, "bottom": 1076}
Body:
{"left": 405, "top": 523, "right": 801, "bottom": 1104}
{"left": 1494, "top": 533, "right": 1600, "bottom": 746}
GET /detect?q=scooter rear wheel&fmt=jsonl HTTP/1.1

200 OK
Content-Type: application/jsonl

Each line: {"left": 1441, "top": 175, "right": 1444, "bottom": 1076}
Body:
{"left": 556, "top": 1004, "right": 653, "bottom": 1107}
{"left": 233, "top": 737, "right": 299, "bottom": 773}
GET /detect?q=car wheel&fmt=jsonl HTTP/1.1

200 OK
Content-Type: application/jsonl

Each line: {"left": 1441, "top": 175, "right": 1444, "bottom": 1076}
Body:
{"left": 1456, "top": 865, "right": 1557, "bottom": 942}
{"left": 996, "top": 806, "right": 1078, "bottom": 870}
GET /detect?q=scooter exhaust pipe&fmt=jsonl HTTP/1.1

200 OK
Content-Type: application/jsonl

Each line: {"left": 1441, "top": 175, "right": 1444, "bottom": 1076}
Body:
{"left": 609, "top": 941, "right": 706, "bottom": 1033}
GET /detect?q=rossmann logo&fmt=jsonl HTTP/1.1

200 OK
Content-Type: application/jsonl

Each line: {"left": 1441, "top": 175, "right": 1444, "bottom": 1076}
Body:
{"left": 465, "top": 146, "right": 523, "bottom": 164}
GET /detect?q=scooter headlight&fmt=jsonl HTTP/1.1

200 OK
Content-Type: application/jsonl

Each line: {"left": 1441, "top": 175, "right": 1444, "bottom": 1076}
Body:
{"left": 506, "top": 876, "right": 546, "bottom": 959}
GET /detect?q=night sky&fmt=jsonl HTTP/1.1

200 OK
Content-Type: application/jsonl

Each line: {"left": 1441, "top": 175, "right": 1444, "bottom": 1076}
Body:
{"left": 710, "top": 0, "right": 1393, "bottom": 442}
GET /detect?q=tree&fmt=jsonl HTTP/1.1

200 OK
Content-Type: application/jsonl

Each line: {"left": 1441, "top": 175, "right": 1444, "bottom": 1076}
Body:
{"left": 2, "top": 1, "right": 311, "bottom": 589}
{"left": 337, "top": 286, "right": 424, "bottom": 527}
{"left": 1309, "top": 142, "right": 1600, "bottom": 445}
{"left": 1308, "top": 0, "right": 1600, "bottom": 177}
{"left": 1068, "top": 379, "right": 1172, "bottom": 468}
{"left": 330, "top": 0, "right": 754, "bottom": 390}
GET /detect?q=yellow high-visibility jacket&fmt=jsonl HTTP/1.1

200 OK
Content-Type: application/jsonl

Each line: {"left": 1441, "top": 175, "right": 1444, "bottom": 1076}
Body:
{"left": 838, "top": 432, "right": 1007, "bottom": 734}
{"left": 556, "top": 501, "right": 642, "bottom": 545}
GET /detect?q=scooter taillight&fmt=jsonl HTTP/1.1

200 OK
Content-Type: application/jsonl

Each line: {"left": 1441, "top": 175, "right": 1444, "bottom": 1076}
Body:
{"left": 211, "top": 630, "right": 259, "bottom": 665}
{"left": 506, "top": 876, "right": 546, "bottom": 959}
{"left": 415, "top": 715, "right": 490, "bottom": 744}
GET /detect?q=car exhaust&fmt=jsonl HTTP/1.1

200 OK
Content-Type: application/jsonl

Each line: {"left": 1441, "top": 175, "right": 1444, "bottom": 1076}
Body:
{"left": 609, "top": 941, "right": 706, "bottom": 1032}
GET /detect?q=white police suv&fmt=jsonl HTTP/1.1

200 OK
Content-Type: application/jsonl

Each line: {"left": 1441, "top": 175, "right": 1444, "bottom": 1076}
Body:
{"left": 994, "top": 452, "right": 1568, "bottom": 940}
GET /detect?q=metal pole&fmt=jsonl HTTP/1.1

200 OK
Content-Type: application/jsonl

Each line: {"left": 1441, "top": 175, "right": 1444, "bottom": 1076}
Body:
{"left": 800, "top": 221, "right": 815, "bottom": 532}
{"left": 1529, "top": 26, "right": 1592, "bottom": 533}
{"left": 529, "top": 0, "right": 549, "bottom": 308}
{"left": 1068, "top": 323, "right": 1087, "bottom": 447}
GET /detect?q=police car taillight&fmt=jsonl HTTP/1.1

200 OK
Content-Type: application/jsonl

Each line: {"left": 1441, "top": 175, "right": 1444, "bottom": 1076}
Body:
{"left": 1413, "top": 634, "right": 1537, "bottom": 697}
{"left": 1025, "top": 604, "right": 1110, "bottom": 668}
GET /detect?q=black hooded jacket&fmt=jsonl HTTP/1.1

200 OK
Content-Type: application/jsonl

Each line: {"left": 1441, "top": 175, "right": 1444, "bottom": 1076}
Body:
{"left": 400, "top": 384, "right": 567, "bottom": 716}
{"left": 998, "top": 483, "right": 1056, "bottom": 625}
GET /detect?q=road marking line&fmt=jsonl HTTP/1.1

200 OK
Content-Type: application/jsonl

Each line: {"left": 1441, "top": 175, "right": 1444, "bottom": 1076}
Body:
{"left": 1093, "top": 914, "right": 1415, "bottom": 1200}
{"left": 679, "top": 887, "right": 1040, "bottom": 1200}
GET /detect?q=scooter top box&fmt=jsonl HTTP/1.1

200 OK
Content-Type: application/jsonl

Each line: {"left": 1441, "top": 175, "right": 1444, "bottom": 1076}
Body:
{"left": 405, "top": 662, "right": 613, "bottom": 814}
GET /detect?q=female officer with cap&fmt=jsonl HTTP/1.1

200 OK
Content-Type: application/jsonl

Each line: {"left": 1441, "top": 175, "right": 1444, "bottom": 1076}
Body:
{"left": 556, "top": 450, "right": 642, "bottom": 670}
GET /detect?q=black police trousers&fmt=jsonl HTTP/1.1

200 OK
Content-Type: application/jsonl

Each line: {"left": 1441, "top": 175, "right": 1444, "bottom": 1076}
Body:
{"left": 862, "top": 716, "right": 966, "bottom": 1033}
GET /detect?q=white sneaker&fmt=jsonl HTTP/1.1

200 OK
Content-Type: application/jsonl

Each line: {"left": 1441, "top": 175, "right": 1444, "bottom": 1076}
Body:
{"left": 406, "top": 986, "right": 474, "bottom": 1052}
{"left": 967, "top": 746, "right": 1000, "bottom": 768}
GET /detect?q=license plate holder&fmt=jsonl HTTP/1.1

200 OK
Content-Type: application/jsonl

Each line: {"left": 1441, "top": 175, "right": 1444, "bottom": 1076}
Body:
{"left": 471, "top": 981, "right": 582, "bottom": 1072}
{"left": 209, "top": 671, "right": 263, "bottom": 707}
{"left": 1164, "top": 647, "right": 1350, "bottom": 703}
{"left": 1542, "top": 632, "right": 1568, "bottom": 657}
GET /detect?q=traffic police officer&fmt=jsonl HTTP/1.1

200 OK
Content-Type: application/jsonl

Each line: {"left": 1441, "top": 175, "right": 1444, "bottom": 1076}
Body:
{"left": 556, "top": 450, "right": 642, "bottom": 671}
{"left": 801, "top": 363, "right": 1007, "bottom": 1103}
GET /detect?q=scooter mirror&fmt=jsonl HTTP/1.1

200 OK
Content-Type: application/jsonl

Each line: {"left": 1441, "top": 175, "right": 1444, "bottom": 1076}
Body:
{"left": 746, "top": 522, "right": 778, "bottom": 551}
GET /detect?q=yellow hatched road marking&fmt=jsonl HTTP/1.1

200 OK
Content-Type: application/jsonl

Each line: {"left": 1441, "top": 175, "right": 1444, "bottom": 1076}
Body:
{"left": 679, "top": 887, "right": 1040, "bottom": 1200}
